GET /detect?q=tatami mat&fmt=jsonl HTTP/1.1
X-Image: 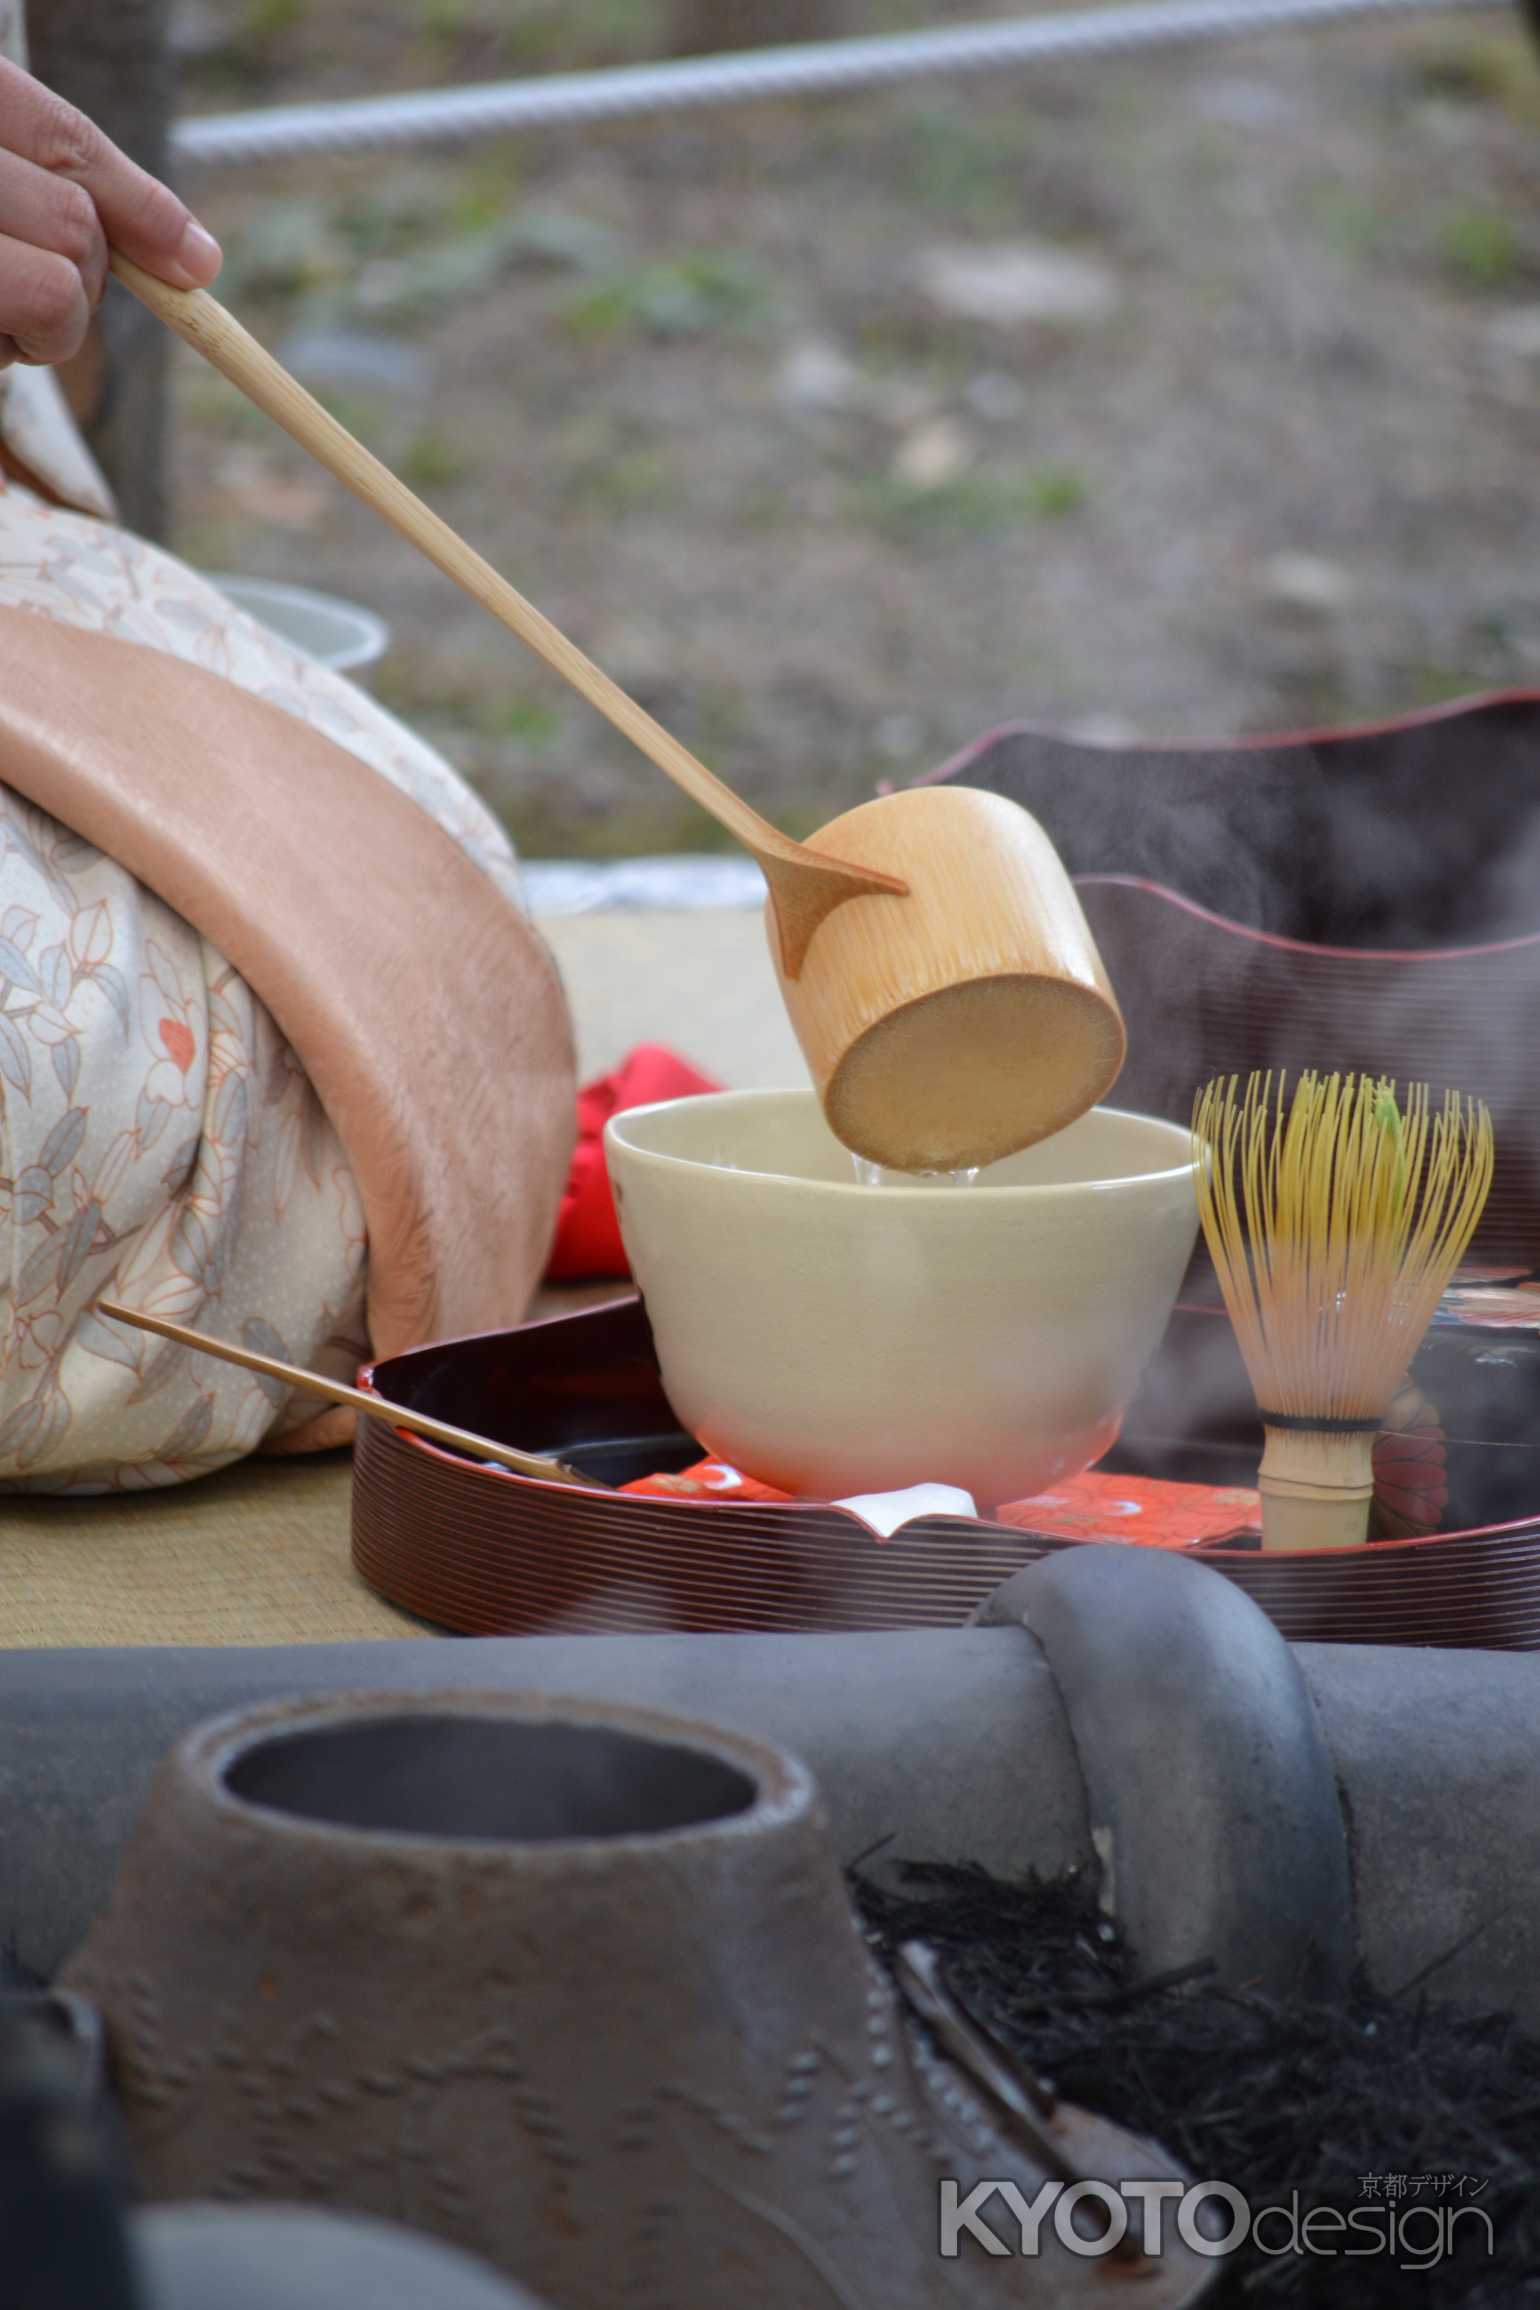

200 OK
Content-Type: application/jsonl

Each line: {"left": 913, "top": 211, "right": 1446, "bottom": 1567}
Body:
{"left": 539, "top": 907, "right": 802, "bottom": 1086}
{"left": 0, "top": 1455, "right": 421, "bottom": 1650}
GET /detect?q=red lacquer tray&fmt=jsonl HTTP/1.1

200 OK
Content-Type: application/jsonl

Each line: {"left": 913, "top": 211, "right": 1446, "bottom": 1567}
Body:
{"left": 353, "top": 1295, "right": 1540, "bottom": 1649}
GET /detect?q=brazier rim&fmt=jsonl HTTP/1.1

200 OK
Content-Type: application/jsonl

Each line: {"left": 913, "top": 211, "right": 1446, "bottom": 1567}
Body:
{"left": 176, "top": 1688, "right": 813, "bottom": 1862}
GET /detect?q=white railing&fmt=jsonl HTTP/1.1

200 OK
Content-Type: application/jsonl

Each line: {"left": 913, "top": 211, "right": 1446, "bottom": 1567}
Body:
{"left": 173, "top": 0, "right": 1508, "bottom": 166}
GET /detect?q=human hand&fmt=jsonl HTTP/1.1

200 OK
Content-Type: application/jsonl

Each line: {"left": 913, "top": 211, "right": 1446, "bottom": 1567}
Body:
{"left": 0, "top": 55, "right": 222, "bottom": 370}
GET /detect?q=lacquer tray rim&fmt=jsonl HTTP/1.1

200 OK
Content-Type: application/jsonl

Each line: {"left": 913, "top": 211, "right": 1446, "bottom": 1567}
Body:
{"left": 356, "top": 1293, "right": 1540, "bottom": 1566}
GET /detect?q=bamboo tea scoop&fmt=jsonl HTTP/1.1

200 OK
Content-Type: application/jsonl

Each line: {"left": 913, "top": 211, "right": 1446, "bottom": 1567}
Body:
{"left": 93, "top": 1299, "right": 600, "bottom": 1490}
{"left": 113, "top": 257, "right": 1124, "bottom": 1171}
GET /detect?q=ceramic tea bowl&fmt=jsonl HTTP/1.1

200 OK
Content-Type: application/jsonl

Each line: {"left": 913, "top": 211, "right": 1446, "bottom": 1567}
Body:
{"left": 62, "top": 1692, "right": 1210, "bottom": 2310}
{"left": 605, "top": 1089, "right": 1199, "bottom": 1509}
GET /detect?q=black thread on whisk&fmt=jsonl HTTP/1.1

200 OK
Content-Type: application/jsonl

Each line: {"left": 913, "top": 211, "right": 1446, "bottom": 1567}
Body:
{"left": 1256, "top": 1411, "right": 1385, "bottom": 1433}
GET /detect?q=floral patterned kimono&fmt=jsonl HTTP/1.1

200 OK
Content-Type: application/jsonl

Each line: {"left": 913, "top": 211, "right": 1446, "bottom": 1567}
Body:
{"left": 0, "top": 4, "right": 573, "bottom": 1490}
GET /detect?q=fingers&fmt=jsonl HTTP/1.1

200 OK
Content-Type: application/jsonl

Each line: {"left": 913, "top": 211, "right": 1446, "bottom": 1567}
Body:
{"left": 0, "top": 146, "right": 107, "bottom": 310}
{"left": 0, "top": 228, "right": 90, "bottom": 364}
{"left": 0, "top": 56, "right": 221, "bottom": 295}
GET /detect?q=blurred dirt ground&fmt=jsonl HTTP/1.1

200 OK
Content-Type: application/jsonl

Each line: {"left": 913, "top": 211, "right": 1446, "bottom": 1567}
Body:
{"left": 171, "top": 1, "right": 1540, "bottom": 855}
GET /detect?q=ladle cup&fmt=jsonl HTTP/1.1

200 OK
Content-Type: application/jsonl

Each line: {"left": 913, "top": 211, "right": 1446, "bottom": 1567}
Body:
{"left": 777, "top": 785, "right": 1125, "bottom": 1171}
{"left": 113, "top": 256, "right": 1122, "bottom": 1169}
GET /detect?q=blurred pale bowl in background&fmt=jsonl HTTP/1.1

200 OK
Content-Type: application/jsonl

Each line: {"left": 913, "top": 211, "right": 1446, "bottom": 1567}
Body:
{"left": 206, "top": 574, "right": 389, "bottom": 680}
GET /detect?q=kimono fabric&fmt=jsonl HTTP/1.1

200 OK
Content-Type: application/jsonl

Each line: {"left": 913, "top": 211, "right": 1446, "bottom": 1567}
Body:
{"left": 0, "top": 2, "right": 574, "bottom": 1491}
{"left": 0, "top": 492, "right": 572, "bottom": 1492}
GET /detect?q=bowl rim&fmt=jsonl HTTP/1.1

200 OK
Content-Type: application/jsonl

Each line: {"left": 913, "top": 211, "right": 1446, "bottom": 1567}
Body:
{"left": 604, "top": 1087, "right": 1197, "bottom": 1198}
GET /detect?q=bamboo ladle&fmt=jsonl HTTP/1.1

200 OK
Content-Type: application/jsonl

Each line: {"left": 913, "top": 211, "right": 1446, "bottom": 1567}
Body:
{"left": 110, "top": 252, "right": 896, "bottom": 981}
{"left": 94, "top": 1299, "right": 602, "bottom": 1489}
{"left": 113, "top": 257, "right": 1125, "bottom": 1170}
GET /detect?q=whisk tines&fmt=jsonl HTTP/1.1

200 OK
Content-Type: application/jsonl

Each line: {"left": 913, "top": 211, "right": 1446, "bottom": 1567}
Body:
{"left": 1192, "top": 1070, "right": 1493, "bottom": 1550}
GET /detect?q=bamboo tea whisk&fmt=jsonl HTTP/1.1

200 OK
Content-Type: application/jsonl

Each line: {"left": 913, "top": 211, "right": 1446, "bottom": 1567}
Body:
{"left": 1193, "top": 1072, "right": 1494, "bottom": 1551}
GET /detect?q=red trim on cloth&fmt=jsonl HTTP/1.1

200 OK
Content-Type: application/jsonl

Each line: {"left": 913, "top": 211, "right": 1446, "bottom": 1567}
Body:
{"left": 995, "top": 1468, "right": 1261, "bottom": 1547}
{"left": 621, "top": 1457, "right": 1262, "bottom": 1548}
{"left": 622, "top": 1459, "right": 793, "bottom": 1504}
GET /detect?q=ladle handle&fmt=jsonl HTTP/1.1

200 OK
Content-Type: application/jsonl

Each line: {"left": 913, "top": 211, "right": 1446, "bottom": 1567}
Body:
{"left": 93, "top": 1299, "right": 595, "bottom": 1489}
{"left": 109, "top": 253, "right": 798, "bottom": 867}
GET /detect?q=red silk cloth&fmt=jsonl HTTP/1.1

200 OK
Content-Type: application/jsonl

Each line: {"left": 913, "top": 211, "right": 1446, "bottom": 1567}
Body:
{"left": 546, "top": 1045, "right": 721, "bottom": 1282}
